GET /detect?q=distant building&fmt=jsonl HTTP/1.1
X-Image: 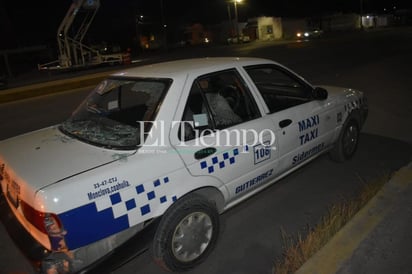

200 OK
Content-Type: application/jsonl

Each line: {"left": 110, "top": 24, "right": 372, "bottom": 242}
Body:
{"left": 184, "top": 23, "right": 212, "bottom": 45}
{"left": 361, "top": 14, "right": 392, "bottom": 28}
{"left": 246, "top": 16, "right": 282, "bottom": 41}
{"left": 393, "top": 9, "right": 412, "bottom": 25}
{"left": 321, "top": 13, "right": 360, "bottom": 31}
{"left": 322, "top": 13, "right": 395, "bottom": 30}
{"left": 281, "top": 18, "right": 308, "bottom": 39}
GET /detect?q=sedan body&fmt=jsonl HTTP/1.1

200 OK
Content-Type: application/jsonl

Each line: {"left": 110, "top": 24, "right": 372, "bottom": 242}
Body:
{"left": 0, "top": 57, "right": 367, "bottom": 273}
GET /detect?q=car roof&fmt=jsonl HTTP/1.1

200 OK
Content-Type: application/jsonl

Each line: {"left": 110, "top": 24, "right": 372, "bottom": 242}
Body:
{"left": 111, "top": 57, "right": 277, "bottom": 79}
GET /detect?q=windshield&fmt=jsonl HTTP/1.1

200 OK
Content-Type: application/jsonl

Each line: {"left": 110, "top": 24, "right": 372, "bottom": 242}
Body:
{"left": 60, "top": 77, "right": 171, "bottom": 149}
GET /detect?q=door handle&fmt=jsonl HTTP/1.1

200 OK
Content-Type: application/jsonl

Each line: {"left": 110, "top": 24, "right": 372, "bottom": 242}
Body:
{"left": 279, "top": 119, "right": 292, "bottom": 128}
{"left": 194, "top": 147, "right": 217, "bottom": 160}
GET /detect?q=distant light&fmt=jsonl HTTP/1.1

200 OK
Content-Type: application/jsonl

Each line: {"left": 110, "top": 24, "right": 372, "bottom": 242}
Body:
{"left": 163, "top": 24, "right": 167, "bottom": 28}
{"left": 304, "top": 32, "right": 309, "bottom": 37}
{"left": 297, "top": 32, "right": 302, "bottom": 37}
{"left": 366, "top": 15, "right": 370, "bottom": 19}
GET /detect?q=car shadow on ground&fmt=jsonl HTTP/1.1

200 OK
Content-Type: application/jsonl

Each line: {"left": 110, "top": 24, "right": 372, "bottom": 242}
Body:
{"left": 1, "top": 133, "right": 410, "bottom": 274}
{"left": 113, "top": 133, "right": 412, "bottom": 274}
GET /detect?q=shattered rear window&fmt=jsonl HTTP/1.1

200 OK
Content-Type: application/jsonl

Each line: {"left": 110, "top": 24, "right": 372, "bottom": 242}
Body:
{"left": 59, "top": 77, "right": 171, "bottom": 149}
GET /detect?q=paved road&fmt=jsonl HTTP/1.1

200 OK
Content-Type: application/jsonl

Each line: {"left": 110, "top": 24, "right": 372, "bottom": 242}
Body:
{"left": 336, "top": 173, "right": 412, "bottom": 274}
{"left": 3, "top": 27, "right": 412, "bottom": 144}
{"left": 113, "top": 135, "right": 412, "bottom": 274}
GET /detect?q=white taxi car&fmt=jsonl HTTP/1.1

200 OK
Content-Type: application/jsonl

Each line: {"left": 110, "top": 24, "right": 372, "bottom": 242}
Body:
{"left": 0, "top": 57, "right": 367, "bottom": 273}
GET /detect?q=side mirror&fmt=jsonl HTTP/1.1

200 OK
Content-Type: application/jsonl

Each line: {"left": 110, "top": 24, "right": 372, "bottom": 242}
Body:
{"left": 313, "top": 87, "right": 328, "bottom": 100}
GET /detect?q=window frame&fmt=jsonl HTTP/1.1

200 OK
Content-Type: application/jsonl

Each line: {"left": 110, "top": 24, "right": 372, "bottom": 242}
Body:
{"left": 244, "top": 64, "right": 315, "bottom": 113}
{"left": 178, "top": 68, "right": 262, "bottom": 141}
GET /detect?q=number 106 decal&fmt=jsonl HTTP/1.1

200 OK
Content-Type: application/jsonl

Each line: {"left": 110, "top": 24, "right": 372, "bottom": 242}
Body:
{"left": 254, "top": 143, "right": 271, "bottom": 165}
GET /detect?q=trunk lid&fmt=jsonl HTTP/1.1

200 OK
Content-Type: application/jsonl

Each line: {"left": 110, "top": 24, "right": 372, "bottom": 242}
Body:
{"left": 0, "top": 126, "right": 134, "bottom": 192}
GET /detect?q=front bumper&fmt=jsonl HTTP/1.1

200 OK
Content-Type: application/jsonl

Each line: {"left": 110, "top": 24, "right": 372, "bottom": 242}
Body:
{"left": 0, "top": 192, "right": 159, "bottom": 273}
{"left": 361, "top": 105, "right": 368, "bottom": 127}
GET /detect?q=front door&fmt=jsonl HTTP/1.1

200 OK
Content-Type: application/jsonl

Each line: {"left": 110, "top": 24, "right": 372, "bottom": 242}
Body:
{"left": 242, "top": 63, "right": 336, "bottom": 174}
{"left": 171, "top": 69, "right": 278, "bottom": 202}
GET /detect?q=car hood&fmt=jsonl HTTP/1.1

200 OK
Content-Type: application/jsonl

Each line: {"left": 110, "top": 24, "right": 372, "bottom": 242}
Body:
{"left": 0, "top": 126, "right": 135, "bottom": 192}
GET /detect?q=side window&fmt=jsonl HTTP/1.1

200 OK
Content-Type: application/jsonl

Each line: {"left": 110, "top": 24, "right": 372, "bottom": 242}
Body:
{"left": 179, "top": 82, "right": 213, "bottom": 141}
{"left": 179, "top": 70, "right": 261, "bottom": 141}
{"left": 245, "top": 65, "right": 313, "bottom": 113}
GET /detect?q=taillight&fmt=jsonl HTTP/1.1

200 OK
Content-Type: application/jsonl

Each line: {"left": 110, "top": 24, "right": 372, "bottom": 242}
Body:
{"left": 20, "top": 200, "right": 62, "bottom": 235}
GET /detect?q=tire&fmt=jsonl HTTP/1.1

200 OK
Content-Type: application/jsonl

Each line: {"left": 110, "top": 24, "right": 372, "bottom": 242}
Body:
{"left": 330, "top": 119, "right": 360, "bottom": 162}
{"left": 152, "top": 194, "right": 219, "bottom": 272}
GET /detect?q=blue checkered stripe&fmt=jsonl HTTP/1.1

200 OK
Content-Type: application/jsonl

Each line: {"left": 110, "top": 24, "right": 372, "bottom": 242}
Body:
{"left": 200, "top": 148, "right": 241, "bottom": 174}
{"left": 94, "top": 177, "right": 177, "bottom": 227}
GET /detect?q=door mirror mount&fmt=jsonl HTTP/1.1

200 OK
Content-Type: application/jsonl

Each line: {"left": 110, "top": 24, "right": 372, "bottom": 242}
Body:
{"left": 313, "top": 87, "right": 328, "bottom": 100}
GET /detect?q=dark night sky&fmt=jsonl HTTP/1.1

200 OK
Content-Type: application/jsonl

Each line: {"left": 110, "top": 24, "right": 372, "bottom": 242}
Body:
{"left": 1, "top": 0, "right": 411, "bottom": 49}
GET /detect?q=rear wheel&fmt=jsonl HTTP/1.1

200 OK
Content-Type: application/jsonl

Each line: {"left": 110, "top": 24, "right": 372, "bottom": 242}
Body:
{"left": 330, "top": 119, "right": 359, "bottom": 162}
{"left": 152, "top": 194, "right": 219, "bottom": 272}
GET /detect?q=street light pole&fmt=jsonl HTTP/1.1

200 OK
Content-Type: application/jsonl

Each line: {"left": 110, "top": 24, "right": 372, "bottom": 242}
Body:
{"left": 227, "top": 3, "right": 233, "bottom": 35}
{"left": 234, "top": 0, "right": 240, "bottom": 43}
{"left": 359, "top": 0, "right": 364, "bottom": 29}
{"left": 160, "top": 0, "right": 167, "bottom": 49}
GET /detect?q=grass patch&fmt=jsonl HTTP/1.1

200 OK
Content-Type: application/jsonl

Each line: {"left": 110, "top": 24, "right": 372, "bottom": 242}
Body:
{"left": 273, "top": 173, "right": 390, "bottom": 274}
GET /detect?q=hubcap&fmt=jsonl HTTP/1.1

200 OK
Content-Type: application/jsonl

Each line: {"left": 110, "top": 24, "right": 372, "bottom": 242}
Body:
{"left": 172, "top": 212, "right": 213, "bottom": 262}
{"left": 343, "top": 124, "right": 358, "bottom": 156}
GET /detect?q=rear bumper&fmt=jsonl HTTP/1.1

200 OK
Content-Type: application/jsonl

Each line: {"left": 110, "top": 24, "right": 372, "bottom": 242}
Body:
{"left": 0, "top": 191, "right": 49, "bottom": 272}
{"left": 0, "top": 192, "right": 159, "bottom": 273}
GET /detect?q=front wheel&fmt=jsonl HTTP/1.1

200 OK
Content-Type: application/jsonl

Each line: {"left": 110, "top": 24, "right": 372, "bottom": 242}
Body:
{"left": 330, "top": 119, "right": 360, "bottom": 162}
{"left": 152, "top": 194, "right": 219, "bottom": 272}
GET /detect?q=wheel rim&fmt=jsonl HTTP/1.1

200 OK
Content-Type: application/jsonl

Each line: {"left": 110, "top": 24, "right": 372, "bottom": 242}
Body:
{"left": 343, "top": 124, "right": 358, "bottom": 156}
{"left": 171, "top": 212, "right": 213, "bottom": 262}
